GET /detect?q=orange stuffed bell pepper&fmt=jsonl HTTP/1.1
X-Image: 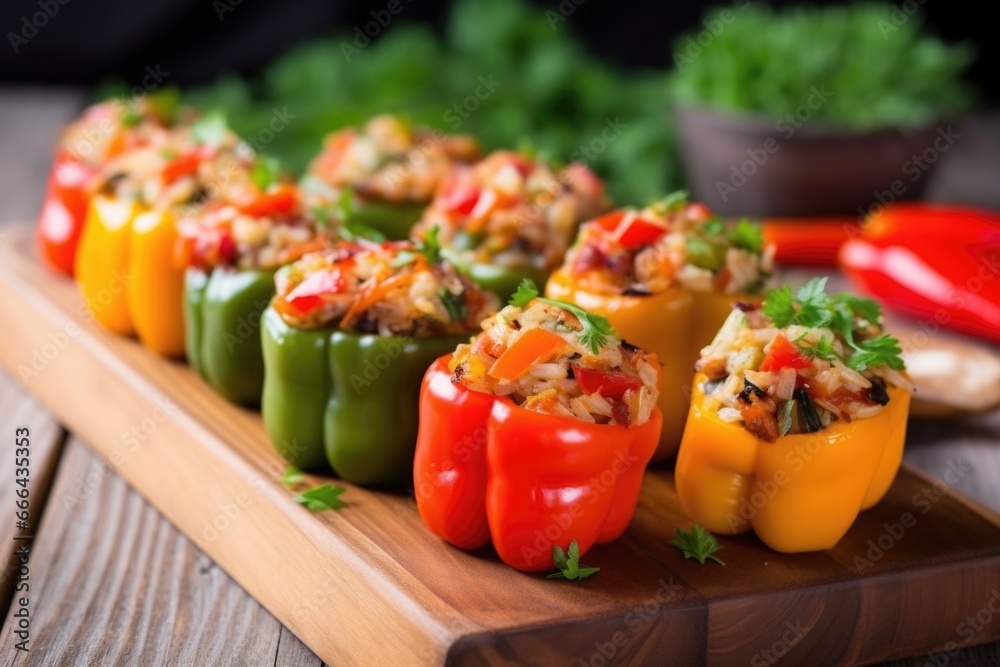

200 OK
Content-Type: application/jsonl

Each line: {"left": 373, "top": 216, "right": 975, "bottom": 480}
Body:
{"left": 545, "top": 192, "right": 774, "bottom": 460}
{"left": 675, "top": 278, "right": 913, "bottom": 553}
{"left": 37, "top": 92, "right": 179, "bottom": 275}
{"left": 414, "top": 281, "right": 662, "bottom": 571}
{"left": 76, "top": 112, "right": 243, "bottom": 357}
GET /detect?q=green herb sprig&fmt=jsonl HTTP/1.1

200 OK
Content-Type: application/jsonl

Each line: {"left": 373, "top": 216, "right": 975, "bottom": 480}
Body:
{"left": 547, "top": 540, "right": 600, "bottom": 580}
{"left": 251, "top": 156, "right": 282, "bottom": 191}
{"left": 669, "top": 524, "right": 725, "bottom": 565}
{"left": 763, "top": 277, "right": 904, "bottom": 372}
{"left": 294, "top": 484, "right": 348, "bottom": 511}
{"left": 191, "top": 110, "right": 229, "bottom": 149}
{"left": 280, "top": 465, "right": 305, "bottom": 487}
{"left": 510, "top": 279, "right": 616, "bottom": 354}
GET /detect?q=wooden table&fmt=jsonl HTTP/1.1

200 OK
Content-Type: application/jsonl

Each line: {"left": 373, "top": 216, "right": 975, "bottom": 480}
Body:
{"left": 0, "top": 88, "right": 998, "bottom": 666}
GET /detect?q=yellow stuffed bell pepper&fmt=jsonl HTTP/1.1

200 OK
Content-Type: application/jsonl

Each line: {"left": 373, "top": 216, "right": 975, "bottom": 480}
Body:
{"left": 675, "top": 278, "right": 913, "bottom": 553}
{"left": 76, "top": 118, "right": 245, "bottom": 357}
{"left": 77, "top": 195, "right": 185, "bottom": 356}
{"left": 545, "top": 194, "right": 773, "bottom": 460}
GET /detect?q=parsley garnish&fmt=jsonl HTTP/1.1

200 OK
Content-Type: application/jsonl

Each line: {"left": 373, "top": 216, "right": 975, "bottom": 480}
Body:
{"left": 546, "top": 540, "right": 600, "bottom": 580}
{"left": 510, "top": 279, "right": 617, "bottom": 354}
{"left": 764, "top": 278, "right": 905, "bottom": 371}
{"left": 728, "top": 218, "right": 765, "bottom": 254}
{"left": 121, "top": 104, "right": 143, "bottom": 128}
{"left": 669, "top": 524, "right": 725, "bottom": 565}
{"left": 322, "top": 187, "right": 388, "bottom": 241}
{"left": 280, "top": 465, "right": 305, "bottom": 487}
{"left": 147, "top": 86, "right": 181, "bottom": 125}
{"left": 191, "top": 110, "right": 229, "bottom": 149}
{"left": 439, "top": 288, "right": 468, "bottom": 322}
{"left": 293, "top": 484, "right": 347, "bottom": 511}
{"left": 847, "top": 333, "right": 906, "bottom": 371}
{"left": 659, "top": 189, "right": 690, "bottom": 211}
{"left": 416, "top": 225, "right": 443, "bottom": 264}
{"left": 251, "top": 156, "right": 282, "bottom": 191}
{"left": 799, "top": 337, "right": 838, "bottom": 362}
{"left": 701, "top": 216, "right": 726, "bottom": 237}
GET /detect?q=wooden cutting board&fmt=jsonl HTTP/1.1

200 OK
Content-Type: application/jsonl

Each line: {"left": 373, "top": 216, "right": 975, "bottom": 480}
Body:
{"left": 1, "top": 225, "right": 998, "bottom": 666}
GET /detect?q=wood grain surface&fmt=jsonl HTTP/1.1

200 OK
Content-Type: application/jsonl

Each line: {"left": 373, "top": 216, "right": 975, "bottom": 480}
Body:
{"left": 0, "top": 225, "right": 998, "bottom": 666}
{"left": 0, "top": 437, "right": 318, "bottom": 666}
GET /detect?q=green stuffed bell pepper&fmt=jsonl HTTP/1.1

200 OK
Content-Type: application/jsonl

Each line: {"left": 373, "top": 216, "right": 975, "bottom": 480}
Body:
{"left": 261, "top": 237, "right": 497, "bottom": 486}
{"left": 176, "top": 167, "right": 327, "bottom": 406}
{"left": 412, "top": 151, "right": 611, "bottom": 301}
{"left": 185, "top": 267, "right": 275, "bottom": 405}
{"left": 302, "top": 114, "right": 482, "bottom": 240}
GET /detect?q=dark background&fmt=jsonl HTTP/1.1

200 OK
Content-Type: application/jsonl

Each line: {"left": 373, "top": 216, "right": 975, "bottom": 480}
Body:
{"left": 1, "top": 0, "right": 996, "bottom": 103}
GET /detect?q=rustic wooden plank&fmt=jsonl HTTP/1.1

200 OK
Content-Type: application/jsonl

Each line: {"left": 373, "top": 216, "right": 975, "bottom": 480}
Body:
{"left": 0, "top": 437, "right": 287, "bottom": 666}
{"left": 0, "top": 225, "right": 997, "bottom": 665}
{"left": 274, "top": 626, "right": 324, "bottom": 667}
{"left": 0, "top": 370, "right": 64, "bottom": 617}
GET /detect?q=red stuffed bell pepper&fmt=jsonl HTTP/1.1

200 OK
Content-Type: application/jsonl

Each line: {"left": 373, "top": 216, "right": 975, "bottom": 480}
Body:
{"left": 414, "top": 281, "right": 663, "bottom": 571}
{"left": 37, "top": 93, "right": 178, "bottom": 275}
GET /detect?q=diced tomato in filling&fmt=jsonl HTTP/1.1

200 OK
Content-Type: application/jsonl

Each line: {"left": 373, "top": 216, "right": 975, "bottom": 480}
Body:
{"left": 593, "top": 211, "right": 627, "bottom": 233}
{"left": 439, "top": 183, "right": 480, "bottom": 216}
{"left": 283, "top": 268, "right": 346, "bottom": 315}
{"left": 616, "top": 217, "right": 667, "bottom": 247}
{"left": 685, "top": 202, "right": 713, "bottom": 222}
{"left": 759, "top": 334, "right": 812, "bottom": 372}
{"left": 239, "top": 184, "right": 297, "bottom": 217}
{"left": 574, "top": 367, "right": 643, "bottom": 400}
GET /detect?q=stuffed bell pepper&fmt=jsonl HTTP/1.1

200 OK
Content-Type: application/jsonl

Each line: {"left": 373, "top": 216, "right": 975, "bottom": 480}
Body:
{"left": 545, "top": 192, "right": 774, "bottom": 459}
{"left": 413, "top": 150, "right": 610, "bottom": 300}
{"left": 76, "top": 113, "right": 244, "bottom": 357}
{"left": 414, "top": 281, "right": 663, "bottom": 571}
{"left": 178, "top": 155, "right": 329, "bottom": 405}
{"left": 675, "top": 278, "right": 913, "bottom": 553}
{"left": 262, "top": 234, "right": 497, "bottom": 485}
{"left": 37, "top": 91, "right": 180, "bottom": 275}
{"left": 302, "top": 114, "right": 481, "bottom": 239}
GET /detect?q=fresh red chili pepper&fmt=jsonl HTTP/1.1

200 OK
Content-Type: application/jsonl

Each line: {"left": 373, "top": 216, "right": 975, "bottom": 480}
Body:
{"left": 762, "top": 218, "right": 861, "bottom": 266}
{"left": 36, "top": 156, "right": 95, "bottom": 275}
{"left": 414, "top": 356, "right": 662, "bottom": 571}
{"left": 839, "top": 203, "right": 1000, "bottom": 344}
{"left": 759, "top": 333, "right": 812, "bottom": 372}
{"left": 573, "top": 366, "right": 644, "bottom": 399}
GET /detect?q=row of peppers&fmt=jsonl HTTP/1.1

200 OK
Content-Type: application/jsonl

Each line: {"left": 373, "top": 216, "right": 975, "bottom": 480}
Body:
{"left": 35, "top": 94, "right": 982, "bottom": 571}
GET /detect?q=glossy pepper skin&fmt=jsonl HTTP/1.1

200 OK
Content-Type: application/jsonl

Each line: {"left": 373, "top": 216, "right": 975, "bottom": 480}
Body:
{"left": 185, "top": 268, "right": 274, "bottom": 405}
{"left": 675, "top": 374, "right": 911, "bottom": 553}
{"left": 76, "top": 196, "right": 186, "bottom": 357}
{"left": 37, "top": 156, "right": 95, "bottom": 275}
{"left": 261, "top": 307, "right": 467, "bottom": 485}
{"left": 545, "top": 268, "right": 760, "bottom": 461}
{"left": 447, "top": 255, "right": 549, "bottom": 303}
{"left": 414, "top": 356, "right": 662, "bottom": 571}
{"left": 350, "top": 199, "right": 426, "bottom": 240}
{"left": 839, "top": 203, "right": 1000, "bottom": 344}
